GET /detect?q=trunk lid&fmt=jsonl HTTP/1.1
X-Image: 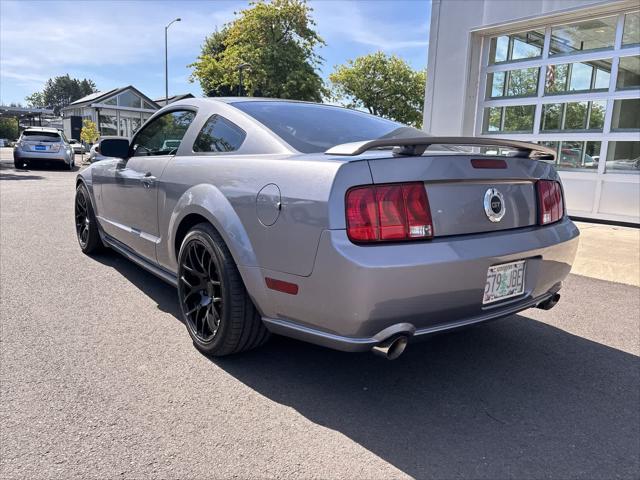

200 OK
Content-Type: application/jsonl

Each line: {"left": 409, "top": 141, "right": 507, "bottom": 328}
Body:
{"left": 365, "top": 153, "right": 548, "bottom": 237}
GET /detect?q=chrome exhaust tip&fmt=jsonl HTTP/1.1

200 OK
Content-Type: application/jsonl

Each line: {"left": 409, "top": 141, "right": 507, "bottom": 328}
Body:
{"left": 372, "top": 336, "right": 408, "bottom": 360}
{"left": 537, "top": 293, "right": 561, "bottom": 310}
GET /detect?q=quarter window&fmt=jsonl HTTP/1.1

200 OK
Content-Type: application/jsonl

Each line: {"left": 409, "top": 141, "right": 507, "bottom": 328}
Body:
{"left": 193, "top": 115, "right": 246, "bottom": 153}
{"left": 132, "top": 110, "right": 195, "bottom": 156}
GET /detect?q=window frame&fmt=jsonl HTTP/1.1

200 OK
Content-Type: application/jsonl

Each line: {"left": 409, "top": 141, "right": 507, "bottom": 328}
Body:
{"left": 190, "top": 114, "right": 247, "bottom": 155}
{"left": 476, "top": 9, "right": 640, "bottom": 176}
{"left": 130, "top": 106, "right": 198, "bottom": 158}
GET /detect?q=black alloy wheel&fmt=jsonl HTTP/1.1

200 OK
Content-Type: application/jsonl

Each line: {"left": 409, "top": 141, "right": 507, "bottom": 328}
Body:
{"left": 74, "top": 184, "right": 104, "bottom": 254}
{"left": 179, "top": 238, "right": 223, "bottom": 343}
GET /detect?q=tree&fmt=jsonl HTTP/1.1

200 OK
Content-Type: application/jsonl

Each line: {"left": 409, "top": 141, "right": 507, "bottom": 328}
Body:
{"left": 329, "top": 52, "right": 426, "bottom": 127}
{"left": 189, "top": 0, "right": 325, "bottom": 101}
{"left": 80, "top": 119, "right": 99, "bottom": 145}
{"left": 25, "top": 75, "right": 98, "bottom": 114}
{"left": 0, "top": 117, "right": 19, "bottom": 141}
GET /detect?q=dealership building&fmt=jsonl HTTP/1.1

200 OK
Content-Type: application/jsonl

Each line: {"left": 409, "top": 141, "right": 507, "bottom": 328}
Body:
{"left": 424, "top": 0, "right": 639, "bottom": 224}
{"left": 62, "top": 86, "right": 159, "bottom": 141}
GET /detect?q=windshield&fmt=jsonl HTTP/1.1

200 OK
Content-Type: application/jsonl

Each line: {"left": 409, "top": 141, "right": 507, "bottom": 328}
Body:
{"left": 232, "top": 101, "right": 418, "bottom": 153}
{"left": 22, "top": 131, "right": 61, "bottom": 142}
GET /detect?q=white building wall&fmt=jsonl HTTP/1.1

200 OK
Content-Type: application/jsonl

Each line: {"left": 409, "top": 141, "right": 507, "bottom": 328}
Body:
{"left": 424, "top": 0, "right": 640, "bottom": 224}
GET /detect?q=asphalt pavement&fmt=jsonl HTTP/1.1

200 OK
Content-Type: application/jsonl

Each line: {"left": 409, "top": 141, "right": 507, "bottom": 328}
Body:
{"left": 1, "top": 149, "right": 639, "bottom": 479}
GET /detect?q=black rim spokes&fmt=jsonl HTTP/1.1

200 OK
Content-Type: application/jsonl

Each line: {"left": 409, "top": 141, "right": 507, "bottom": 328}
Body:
{"left": 75, "top": 192, "right": 89, "bottom": 246}
{"left": 180, "top": 240, "right": 222, "bottom": 342}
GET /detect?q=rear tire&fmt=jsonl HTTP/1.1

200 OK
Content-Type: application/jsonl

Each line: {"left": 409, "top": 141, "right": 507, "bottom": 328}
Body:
{"left": 75, "top": 183, "right": 105, "bottom": 254}
{"left": 14, "top": 158, "right": 24, "bottom": 169}
{"left": 177, "top": 223, "right": 269, "bottom": 356}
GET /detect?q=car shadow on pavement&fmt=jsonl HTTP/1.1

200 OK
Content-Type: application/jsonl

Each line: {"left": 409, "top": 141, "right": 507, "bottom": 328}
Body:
{"left": 91, "top": 251, "right": 182, "bottom": 320}
{"left": 212, "top": 318, "right": 639, "bottom": 479}
{"left": 0, "top": 171, "right": 46, "bottom": 181}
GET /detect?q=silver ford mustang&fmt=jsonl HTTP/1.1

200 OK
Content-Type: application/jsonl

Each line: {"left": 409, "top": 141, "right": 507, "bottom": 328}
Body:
{"left": 75, "top": 98, "right": 579, "bottom": 359}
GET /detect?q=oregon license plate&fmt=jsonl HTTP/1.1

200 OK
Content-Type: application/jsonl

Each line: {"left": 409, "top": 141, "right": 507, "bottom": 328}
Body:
{"left": 483, "top": 260, "right": 526, "bottom": 304}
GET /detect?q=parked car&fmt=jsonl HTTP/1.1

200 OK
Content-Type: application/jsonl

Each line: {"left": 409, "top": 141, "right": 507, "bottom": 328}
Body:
{"left": 14, "top": 127, "right": 75, "bottom": 169}
{"left": 75, "top": 98, "right": 579, "bottom": 359}
{"left": 69, "top": 139, "right": 86, "bottom": 154}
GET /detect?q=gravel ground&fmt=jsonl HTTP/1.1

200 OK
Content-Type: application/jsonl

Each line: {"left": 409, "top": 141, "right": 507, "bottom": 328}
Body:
{"left": 1, "top": 151, "right": 639, "bottom": 479}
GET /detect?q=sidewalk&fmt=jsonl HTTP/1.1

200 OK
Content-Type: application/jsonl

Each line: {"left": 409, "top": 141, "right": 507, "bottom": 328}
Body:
{"left": 572, "top": 221, "right": 640, "bottom": 287}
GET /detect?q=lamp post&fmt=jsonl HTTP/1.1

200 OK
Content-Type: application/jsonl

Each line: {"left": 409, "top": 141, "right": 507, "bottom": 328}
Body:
{"left": 165, "top": 17, "right": 181, "bottom": 104}
{"left": 238, "top": 63, "right": 251, "bottom": 97}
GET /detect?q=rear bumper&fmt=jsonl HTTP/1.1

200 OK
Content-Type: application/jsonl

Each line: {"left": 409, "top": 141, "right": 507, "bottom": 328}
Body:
{"left": 247, "top": 218, "right": 580, "bottom": 352}
{"left": 14, "top": 149, "right": 71, "bottom": 164}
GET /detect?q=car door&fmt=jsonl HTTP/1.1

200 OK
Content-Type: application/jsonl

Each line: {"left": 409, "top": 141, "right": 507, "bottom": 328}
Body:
{"left": 98, "top": 109, "right": 196, "bottom": 262}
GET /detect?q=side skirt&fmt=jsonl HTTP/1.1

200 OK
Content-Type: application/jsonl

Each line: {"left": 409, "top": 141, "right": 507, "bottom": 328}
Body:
{"left": 102, "top": 234, "right": 178, "bottom": 287}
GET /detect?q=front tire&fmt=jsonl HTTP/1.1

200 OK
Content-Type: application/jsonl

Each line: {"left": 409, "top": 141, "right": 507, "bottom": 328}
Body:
{"left": 75, "top": 184, "right": 104, "bottom": 254}
{"left": 177, "top": 223, "right": 269, "bottom": 356}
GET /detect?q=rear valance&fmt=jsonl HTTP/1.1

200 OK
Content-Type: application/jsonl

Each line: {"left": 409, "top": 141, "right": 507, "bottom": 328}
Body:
{"left": 325, "top": 136, "right": 556, "bottom": 160}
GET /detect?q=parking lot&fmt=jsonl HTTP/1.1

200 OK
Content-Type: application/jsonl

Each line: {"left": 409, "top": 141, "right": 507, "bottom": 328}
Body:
{"left": 1, "top": 147, "right": 638, "bottom": 479}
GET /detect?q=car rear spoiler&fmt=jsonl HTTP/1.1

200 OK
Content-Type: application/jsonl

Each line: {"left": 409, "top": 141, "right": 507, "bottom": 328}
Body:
{"left": 325, "top": 136, "right": 556, "bottom": 160}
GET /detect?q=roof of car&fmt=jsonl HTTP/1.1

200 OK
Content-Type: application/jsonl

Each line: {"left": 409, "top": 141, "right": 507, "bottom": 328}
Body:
{"left": 189, "top": 97, "right": 312, "bottom": 105}
{"left": 23, "top": 127, "right": 61, "bottom": 132}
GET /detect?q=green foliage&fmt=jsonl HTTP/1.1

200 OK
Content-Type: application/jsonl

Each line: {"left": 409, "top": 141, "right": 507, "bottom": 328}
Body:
{"left": 25, "top": 75, "right": 98, "bottom": 115}
{"left": 190, "top": 0, "right": 325, "bottom": 101}
{"left": 80, "top": 119, "right": 99, "bottom": 145}
{"left": 329, "top": 52, "right": 426, "bottom": 127}
{"left": 0, "top": 117, "right": 19, "bottom": 141}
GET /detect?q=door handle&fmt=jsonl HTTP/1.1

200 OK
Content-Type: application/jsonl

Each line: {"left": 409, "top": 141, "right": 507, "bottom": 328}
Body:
{"left": 141, "top": 172, "right": 156, "bottom": 188}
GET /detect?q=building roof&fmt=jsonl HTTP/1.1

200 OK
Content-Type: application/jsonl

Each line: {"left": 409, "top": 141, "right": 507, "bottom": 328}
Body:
{"left": 154, "top": 93, "right": 196, "bottom": 106}
{"left": 64, "top": 86, "right": 160, "bottom": 110}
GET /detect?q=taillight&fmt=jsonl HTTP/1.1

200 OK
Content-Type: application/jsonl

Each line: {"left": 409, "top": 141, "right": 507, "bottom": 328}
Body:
{"left": 346, "top": 182, "right": 433, "bottom": 243}
{"left": 536, "top": 180, "right": 564, "bottom": 225}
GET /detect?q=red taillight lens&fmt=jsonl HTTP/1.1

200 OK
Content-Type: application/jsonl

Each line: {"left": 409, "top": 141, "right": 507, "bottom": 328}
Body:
{"left": 536, "top": 180, "right": 564, "bottom": 225}
{"left": 346, "top": 182, "right": 433, "bottom": 243}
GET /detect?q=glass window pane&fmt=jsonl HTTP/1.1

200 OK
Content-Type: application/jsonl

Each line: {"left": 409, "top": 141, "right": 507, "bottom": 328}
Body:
{"left": 193, "top": 115, "right": 246, "bottom": 152}
{"left": 611, "top": 99, "right": 640, "bottom": 131}
{"left": 104, "top": 97, "right": 117, "bottom": 106}
{"left": 482, "top": 107, "right": 502, "bottom": 133}
{"left": 487, "top": 68, "right": 538, "bottom": 98}
{"left": 506, "top": 67, "right": 539, "bottom": 97}
{"left": 132, "top": 110, "right": 196, "bottom": 156}
{"left": 622, "top": 12, "right": 640, "bottom": 46}
{"left": 558, "top": 141, "right": 585, "bottom": 169}
{"left": 486, "top": 71, "right": 505, "bottom": 98}
{"left": 617, "top": 56, "right": 640, "bottom": 89}
{"left": 503, "top": 105, "right": 535, "bottom": 132}
{"left": 549, "top": 16, "right": 617, "bottom": 55}
{"left": 143, "top": 101, "right": 156, "bottom": 110}
{"left": 606, "top": 141, "right": 640, "bottom": 173}
{"left": 118, "top": 90, "right": 142, "bottom": 109}
{"left": 564, "top": 102, "right": 588, "bottom": 130}
{"left": 546, "top": 60, "right": 611, "bottom": 94}
{"left": 489, "top": 30, "right": 543, "bottom": 64}
{"left": 490, "top": 36, "right": 509, "bottom": 64}
{"left": 588, "top": 101, "right": 606, "bottom": 130}
{"left": 511, "top": 32, "right": 544, "bottom": 60}
{"left": 569, "top": 62, "right": 593, "bottom": 91}
{"left": 541, "top": 103, "right": 562, "bottom": 131}
{"left": 584, "top": 142, "right": 601, "bottom": 170}
{"left": 98, "top": 109, "right": 117, "bottom": 136}
{"left": 545, "top": 63, "right": 569, "bottom": 93}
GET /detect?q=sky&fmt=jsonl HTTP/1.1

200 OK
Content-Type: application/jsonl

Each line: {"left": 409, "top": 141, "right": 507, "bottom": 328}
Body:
{"left": 0, "top": 0, "right": 430, "bottom": 105}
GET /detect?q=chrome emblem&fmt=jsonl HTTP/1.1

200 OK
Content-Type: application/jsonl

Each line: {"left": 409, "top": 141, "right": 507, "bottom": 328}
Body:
{"left": 484, "top": 188, "right": 505, "bottom": 223}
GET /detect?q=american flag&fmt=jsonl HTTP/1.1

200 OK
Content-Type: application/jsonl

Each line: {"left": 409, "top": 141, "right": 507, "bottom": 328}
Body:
{"left": 546, "top": 64, "right": 556, "bottom": 90}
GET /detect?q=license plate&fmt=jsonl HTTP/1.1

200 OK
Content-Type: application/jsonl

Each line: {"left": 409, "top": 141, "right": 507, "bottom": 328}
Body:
{"left": 34, "top": 145, "right": 46, "bottom": 151}
{"left": 483, "top": 260, "right": 526, "bottom": 304}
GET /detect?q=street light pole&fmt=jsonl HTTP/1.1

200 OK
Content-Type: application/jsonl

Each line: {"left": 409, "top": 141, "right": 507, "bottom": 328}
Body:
{"left": 165, "top": 17, "right": 181, "bottom": 104}
{"left": 237, "top": 63, "right": 251, "bottom": 97}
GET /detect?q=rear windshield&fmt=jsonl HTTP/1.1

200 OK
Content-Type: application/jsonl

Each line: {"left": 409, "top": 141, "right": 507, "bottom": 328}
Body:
{"left": 22, "top": 131, "right": 61, "bottom": 142}
{"left": 232, "top": 101, "right": 408, "bottom": 153}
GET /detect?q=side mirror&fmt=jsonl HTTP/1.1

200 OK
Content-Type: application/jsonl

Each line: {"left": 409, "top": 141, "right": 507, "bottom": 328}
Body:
{"left": 99, "top": 138, "right": 130, "bottom": 159}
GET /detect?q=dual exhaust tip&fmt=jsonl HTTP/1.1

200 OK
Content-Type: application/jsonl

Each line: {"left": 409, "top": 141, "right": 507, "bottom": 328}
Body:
{"left": 371, "top": 336, "right": 409, "bottom": 360}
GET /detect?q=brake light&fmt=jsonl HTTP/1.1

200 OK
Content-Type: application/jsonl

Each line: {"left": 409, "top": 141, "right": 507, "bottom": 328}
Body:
{"left": 49, "top": 144, "right": 60, "bottom": 152}
{"left": 536, "top": 180, "right": 564, "bottom": 225}
{"left": 346, "top": 182, "right": 433, "bottom": 243}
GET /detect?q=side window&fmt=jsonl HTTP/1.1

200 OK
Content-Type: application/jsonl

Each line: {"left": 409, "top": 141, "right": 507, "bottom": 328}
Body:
{"left": 132, "top": 110, "right": 196, "bottom": 156}
{"left": 193, "top": 115, "right": 246, "bottom": 153}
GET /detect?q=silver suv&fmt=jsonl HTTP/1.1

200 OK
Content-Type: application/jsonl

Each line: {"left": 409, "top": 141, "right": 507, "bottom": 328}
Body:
{"left": 14, "top": 127, "right": 75, "bottom": 170}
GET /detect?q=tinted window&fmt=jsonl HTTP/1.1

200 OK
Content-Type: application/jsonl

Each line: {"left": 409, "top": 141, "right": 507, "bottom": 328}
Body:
{"left": 132, "top": 110, "right": 195, "bottom": 156}
{"left": 232, "top": 101, "right": 404, "bottom": 153}
{"left": 193, "top": 115, "right": 246, "bottom": 153}
{"left": 22, "top": 131, "right": 61, "bottom": 142}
